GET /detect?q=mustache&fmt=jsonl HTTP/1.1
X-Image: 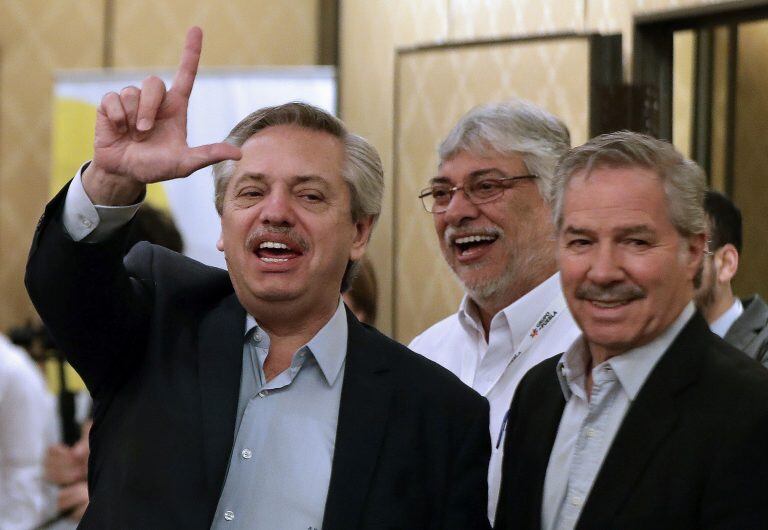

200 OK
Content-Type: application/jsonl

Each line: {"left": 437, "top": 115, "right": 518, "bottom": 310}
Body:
{"left": 575, "top": 283, "right": 646, "bottom": 302}
{"left": 443, "top": 226, "right": 502, "bottom": 246}
{"left": 245, "top": 226, "right": 309, "bottom": 253}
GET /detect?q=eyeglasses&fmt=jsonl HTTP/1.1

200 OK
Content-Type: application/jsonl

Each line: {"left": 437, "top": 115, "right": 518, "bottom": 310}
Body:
{"left": 418, "top": 172, "right": 538, "bottom": 213}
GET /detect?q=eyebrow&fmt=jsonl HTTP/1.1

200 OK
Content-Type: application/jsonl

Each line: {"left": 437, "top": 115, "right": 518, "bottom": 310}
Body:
{"left": 231, "top": 173, "right": 267, "bottom": 187}
{"left": 563, "top": 224, "right": 655, "bottom": 238}
{"left": 429, "top": 168, "right": 501, "bottom": 185}
{"left": 563, "top": 226, "right": 595, "bottom": 237}
{"left": 232, "top": 173, "right": 330, "bottom": 188}
{"left": 614, "top": 225, "right": 655, "bottom": 238}
{"left": 291, "top": 175, "right": 331, "bottom": 187}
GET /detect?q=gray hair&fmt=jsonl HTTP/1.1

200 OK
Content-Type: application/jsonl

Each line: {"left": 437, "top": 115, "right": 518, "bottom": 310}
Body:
{"left": 212, "top": 102, "right": 383, "bottom": 290}
{"left": 438, "top": 100, "right": 571, "bottom": 201}
{"left": 551, "top": 130, "right": 707, "bottom": 237}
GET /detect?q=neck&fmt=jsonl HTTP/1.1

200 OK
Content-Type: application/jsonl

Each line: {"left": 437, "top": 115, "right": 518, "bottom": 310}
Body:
{"left": 472, "top": 264, "right": 557, "bottom": 339}
{"left": 250, "top": 296, "right": 339, "bottom": 358}
{"left": 703, "top": 289, "right": 736, "bottom": 325}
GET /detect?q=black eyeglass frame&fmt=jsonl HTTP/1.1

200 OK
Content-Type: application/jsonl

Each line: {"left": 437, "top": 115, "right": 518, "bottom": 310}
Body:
{"left": 417, "top": 173, "right": 538, "bottom": 213}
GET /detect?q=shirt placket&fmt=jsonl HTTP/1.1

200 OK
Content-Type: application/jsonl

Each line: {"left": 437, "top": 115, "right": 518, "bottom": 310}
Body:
{"left": 557, "top": 366, "right": 619, "bottom": 530}
{"left": 215, "top": 333, "right": 310, "bottom": 526}
{"left": 473, "top": 319, "right": 513, "bottom": 396}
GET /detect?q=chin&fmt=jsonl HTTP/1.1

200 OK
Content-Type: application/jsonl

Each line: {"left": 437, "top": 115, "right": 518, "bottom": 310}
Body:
{"left": 582, "top": 327, "right": 638, "bottom": 353}
{"left": 254, "top": 289, "right": 304, "bottom": 303}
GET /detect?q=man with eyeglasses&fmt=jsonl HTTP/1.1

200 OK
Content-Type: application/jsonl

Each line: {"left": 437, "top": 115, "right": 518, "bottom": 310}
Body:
{"left": 409, "top": 100, "right": 581, "bottom": 523}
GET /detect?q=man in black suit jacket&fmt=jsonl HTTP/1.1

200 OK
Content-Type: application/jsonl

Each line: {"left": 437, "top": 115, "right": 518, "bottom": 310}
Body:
{"left": 495, "top": 132, "right": 768, "bottom": 529}
{"left": 26, "top": 28, "right": 490, "bottom": 530}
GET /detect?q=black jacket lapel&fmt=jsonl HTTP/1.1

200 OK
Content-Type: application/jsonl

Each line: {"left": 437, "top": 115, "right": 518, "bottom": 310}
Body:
{"left": 322, "top": 309, "right": 393, "bottom": 530}
{"left": 577, "top": 314, "right": 706, "bottom": 527}
{"left": 496, "top": 356, "right": 566, "bottom": 529}
{"left": 197, "top": 293, "right": 245, "bottom": 496}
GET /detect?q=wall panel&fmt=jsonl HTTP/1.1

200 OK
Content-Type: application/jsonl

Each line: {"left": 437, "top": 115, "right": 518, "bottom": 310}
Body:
{"left": 732, "top": 19, "right": 768, "bottom": 302}
{"left": 449, "top": 0, "right": 584, "bottom": 40}
{"left": 113, "top": 0, "right": 318, "bottom": 67}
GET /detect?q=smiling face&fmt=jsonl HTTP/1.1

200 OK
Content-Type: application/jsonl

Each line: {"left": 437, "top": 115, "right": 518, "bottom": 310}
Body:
{"left": 433, "top": 150, "right": 557, "bottom": 309}
{"left": 558, "top": 165, "right": 705, "bottom": 360}
{"left": 217, "top": 124, "right": 373, "bottom": 320}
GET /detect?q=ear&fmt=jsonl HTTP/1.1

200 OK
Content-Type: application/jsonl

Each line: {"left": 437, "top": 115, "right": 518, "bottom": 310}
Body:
{"left": 715, "top": 243, "right": 739, "bottom": 283}
{"left": 349, "top": 215, "right": 375, "bottom": 262}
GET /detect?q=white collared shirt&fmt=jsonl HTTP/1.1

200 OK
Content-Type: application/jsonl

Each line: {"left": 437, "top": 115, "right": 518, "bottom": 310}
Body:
{"left": 710, "top": 298, "right": 744, "bottom": 338}
{"left": 542, "top": 303, "right": 695, "bottom": 530}
{"left": 409, "top": 273, "right": 581, "bottom": 522}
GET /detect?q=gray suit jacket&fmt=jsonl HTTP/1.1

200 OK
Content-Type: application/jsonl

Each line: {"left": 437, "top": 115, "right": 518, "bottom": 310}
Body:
{"left": 724, "top": 294, "right": 768, "bottom": 368}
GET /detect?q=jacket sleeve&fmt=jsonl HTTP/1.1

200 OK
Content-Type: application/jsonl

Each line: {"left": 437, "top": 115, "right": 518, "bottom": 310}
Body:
{"left": 25, "top": 184, "right": 152, "bottom": 399}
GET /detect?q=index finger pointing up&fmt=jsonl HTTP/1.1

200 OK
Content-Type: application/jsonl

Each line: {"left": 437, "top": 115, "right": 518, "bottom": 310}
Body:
{"left": 171, "top": 26, "right": 203, "bottom": 99}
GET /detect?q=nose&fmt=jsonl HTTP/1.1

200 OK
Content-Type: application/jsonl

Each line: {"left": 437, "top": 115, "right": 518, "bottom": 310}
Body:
{"left": 258, "top": 186, "right": 295, "bottom": 226}
{"left": 586, "top": 242, "right": 625, "bottom": 285}
{"left": 442, "top": 188, "right": 480, "bottom": 226}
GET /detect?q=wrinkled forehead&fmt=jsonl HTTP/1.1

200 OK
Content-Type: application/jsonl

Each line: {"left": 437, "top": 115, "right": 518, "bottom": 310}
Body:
{"left": 435, "top": 149, "right": 528, "bottom": 183}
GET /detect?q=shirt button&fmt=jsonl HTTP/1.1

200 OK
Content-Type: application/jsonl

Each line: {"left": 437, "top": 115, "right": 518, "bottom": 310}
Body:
{"left": 586, "top": 428, "right": 598, "bottom": 438}
{"left": 224, "top": 510, "right": 235, "bottom": 521}
{"left": 81, "top": 217, "right": 93, "bottom": 228}
{"left": 241, "top": 448, "right": 252, "bottom": 459}
{"left": 258, "top": 390, "right": 268, "bottom": 398}
{"left": 571, "top": 496, "right": 583, "bottom": 507}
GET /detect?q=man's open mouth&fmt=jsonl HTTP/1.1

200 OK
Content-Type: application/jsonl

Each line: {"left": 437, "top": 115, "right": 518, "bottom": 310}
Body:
{"left": 254, "top": 241, "right": 303, "bottom": 263}
{"left": 452, "top": 234, "right": 498, "bottom": 256}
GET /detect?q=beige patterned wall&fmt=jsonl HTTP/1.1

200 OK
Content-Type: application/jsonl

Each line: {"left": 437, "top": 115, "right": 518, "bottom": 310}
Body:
{"left": 0, "top": 0, "right": 105, "bottom": 331}
{"left": 393, "top": 39, "right": 590, "bottom": 342}
{"left": 0, "top": 0, "right": 319, "bottom": 332}
{"left": 112, "top": 0, "right": 318, "bottom": 67}
{"left": 449, "top": 0, "right": 585, "bottom": 39}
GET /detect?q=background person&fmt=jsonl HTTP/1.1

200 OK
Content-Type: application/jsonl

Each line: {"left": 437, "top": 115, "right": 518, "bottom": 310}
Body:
{"left": 0, "top": 332, "right": 58, "bottom": 530}
{"left": 695, "top": 190, "right": 768, "bottom": 366}
{"left": 342, "top": 256, "right": 378, "bottom": 325}
{"left": 408, "top": 100, "right": 581, "bottom": 521}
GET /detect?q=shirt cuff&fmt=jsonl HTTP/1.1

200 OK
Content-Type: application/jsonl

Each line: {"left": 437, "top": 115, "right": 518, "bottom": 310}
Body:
{"left": 62, "top": 163, "right": 143, "bottom": 242}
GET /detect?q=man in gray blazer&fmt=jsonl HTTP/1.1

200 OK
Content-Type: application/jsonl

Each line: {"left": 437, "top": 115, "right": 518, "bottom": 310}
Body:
{"left": 695, "top": 190, "right": 768, "bottom": 366}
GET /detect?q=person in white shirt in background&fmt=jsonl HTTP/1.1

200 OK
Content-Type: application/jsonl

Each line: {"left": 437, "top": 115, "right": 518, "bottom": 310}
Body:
{"left": 694, "top": 190, "right": 768, "bottom": 366}
{"left": 0, "top": 332, "right": 58, "bottom": 530}
{"left": 409, "top": 100, "right": 581, "bottom": 522}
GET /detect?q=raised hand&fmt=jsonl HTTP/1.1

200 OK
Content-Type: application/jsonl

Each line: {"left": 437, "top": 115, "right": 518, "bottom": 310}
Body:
{"left": 83, "top": 27, "right": 241, "bottom": 205}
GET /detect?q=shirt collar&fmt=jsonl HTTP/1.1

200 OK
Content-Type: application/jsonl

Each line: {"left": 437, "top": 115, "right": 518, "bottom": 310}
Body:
{"left": 457, "top": 272, "right": 563, "bottom": 348}
{"left": 244, "top": 298, "right": 348, "bottom": 386}
{"left": 556, "top": 302, "right": 695, "bottom": 401}
{"left": 709, "top": 298, "right": 744, "bottom": 338}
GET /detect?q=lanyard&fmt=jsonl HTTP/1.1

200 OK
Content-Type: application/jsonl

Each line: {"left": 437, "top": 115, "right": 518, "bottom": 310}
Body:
{"left": 488, "top": 295, "right": 568, "bottom": 448}
{"left": 470, "top": 295, "right": 567, "bottom": 397}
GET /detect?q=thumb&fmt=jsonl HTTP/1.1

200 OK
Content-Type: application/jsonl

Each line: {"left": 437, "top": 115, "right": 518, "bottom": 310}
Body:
{"left": 179, "top": 143, "right": 242, "bottom": 176}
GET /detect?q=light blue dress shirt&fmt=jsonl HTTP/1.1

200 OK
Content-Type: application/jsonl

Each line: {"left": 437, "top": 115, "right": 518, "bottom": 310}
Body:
{"left": 710, "top": 298, "right": 744, "bottom": 338}
{"left": 210, "top": 299, "right": 347, "bottom": 530}
{"left": 542, "top": 303, "right": 695, "bottom": 530}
